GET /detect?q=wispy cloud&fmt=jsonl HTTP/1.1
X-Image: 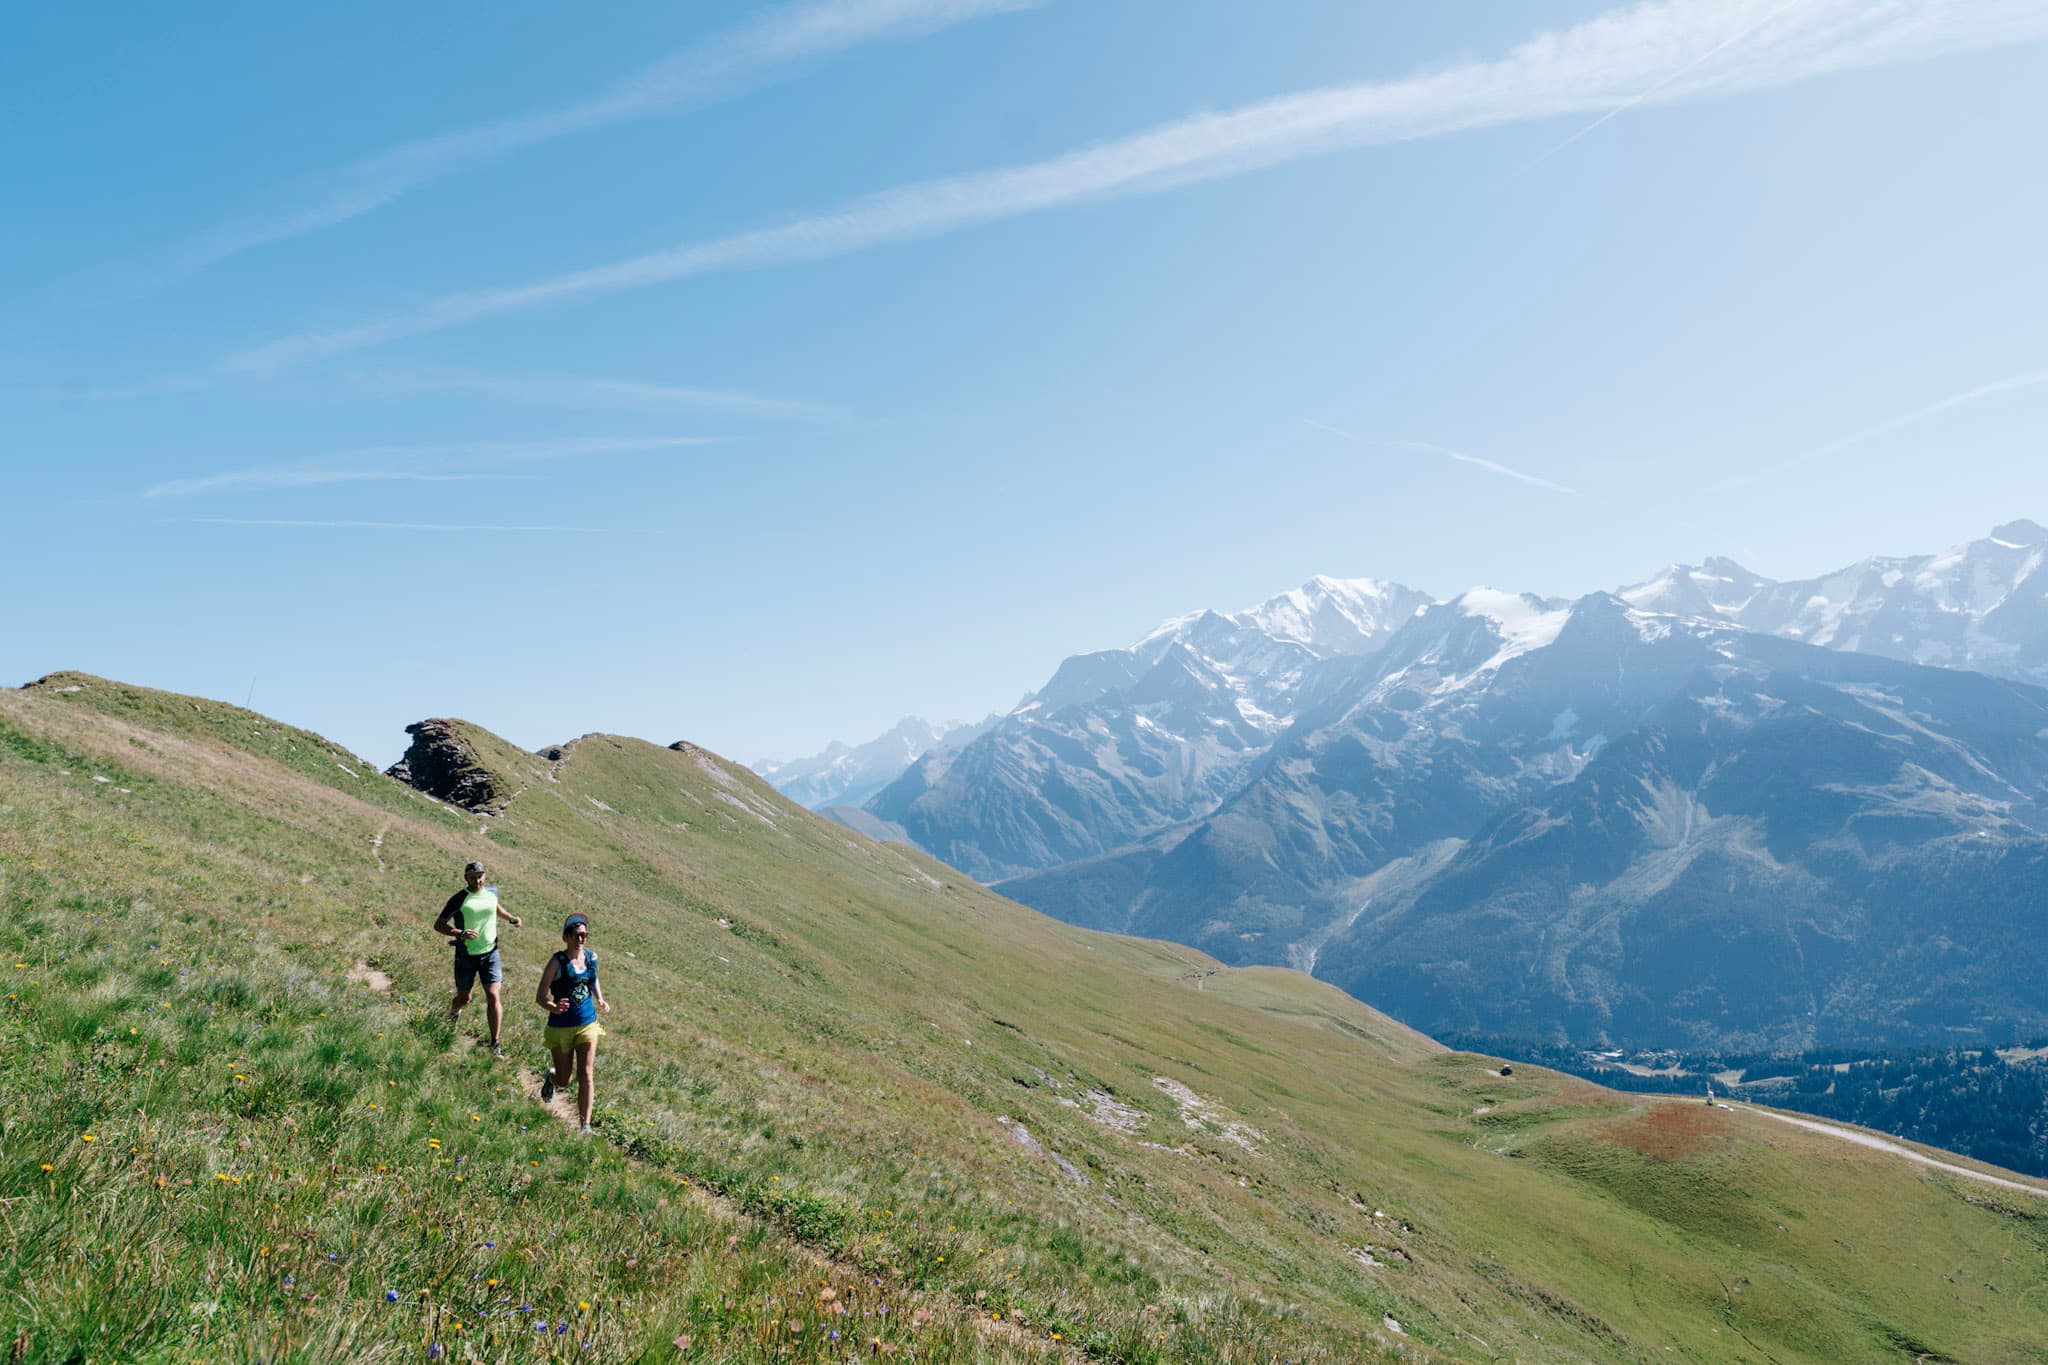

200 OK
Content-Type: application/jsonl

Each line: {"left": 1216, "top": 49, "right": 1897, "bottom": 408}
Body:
{"left": 1722, "top": 367, "right": 2048, "bottom": 487}
{"left": 33, "top": 367, "right": 826, "bottom": 418}
{"left": 1304, "top": 419, "right": 1578, "bottom": 495}
{"left": 143, "top": 435, "right": 719, "bottom": 499}
{"left": 143, "top": 0, "right": 1035, "bottom": 281}
{"left": 174, "top": 518, "right": 612, "bottom": 533}
{"left": 226, "top": 0, "right": 2048, "bottom": 372}
{"left": 351, "top": 369, "right": 832, "bottom": 418}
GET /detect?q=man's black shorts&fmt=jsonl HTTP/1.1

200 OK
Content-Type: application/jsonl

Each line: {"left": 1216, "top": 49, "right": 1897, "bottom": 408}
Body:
{"left": 454, "top": 946, "right": 503, "bottom": 990}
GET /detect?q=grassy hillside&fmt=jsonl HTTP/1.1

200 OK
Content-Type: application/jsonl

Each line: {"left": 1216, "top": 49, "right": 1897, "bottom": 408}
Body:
{"left": 2, "top": 672, "right": 2045, "bottom": 1363}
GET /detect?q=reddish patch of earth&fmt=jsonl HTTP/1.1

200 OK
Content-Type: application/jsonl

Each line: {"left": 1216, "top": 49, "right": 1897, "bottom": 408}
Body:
{"left": 1606, "top": 1102, "right": 1734, "bottom": 1158}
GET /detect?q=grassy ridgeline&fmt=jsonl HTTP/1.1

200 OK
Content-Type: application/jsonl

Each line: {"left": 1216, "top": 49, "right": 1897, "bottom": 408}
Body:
{"left": 1, "top": 673, "right": 2044, "bottom": 1363}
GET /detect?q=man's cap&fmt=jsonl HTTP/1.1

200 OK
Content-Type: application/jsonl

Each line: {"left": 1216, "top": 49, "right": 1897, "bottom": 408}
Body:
{"left": 464, "top": 860, "right": 486, "bottom": 875}
{"left": 562, "top": 913, "right": 589, "bottom": 933}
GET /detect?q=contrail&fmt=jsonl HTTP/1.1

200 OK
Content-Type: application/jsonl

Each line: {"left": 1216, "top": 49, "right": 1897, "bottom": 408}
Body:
{"left": 224, "top": 0, "right": 2048, "bottom": 372}
{"left": 1522, "top": 0, "right": 1809, "bottom": 168}
{"left": 1722, "top": 367, "right": 2048, "bottom": 488}
{"left": 1302, "top": 419, "right": 1578, "bottom": 496}
{"left": 177, "top": 518, "right": 611, "bottom": 533}
{"left": 351, "top": 369, "right": 833, "bottom": 419}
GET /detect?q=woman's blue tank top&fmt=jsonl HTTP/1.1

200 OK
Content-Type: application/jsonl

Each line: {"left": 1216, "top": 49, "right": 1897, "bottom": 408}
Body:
{"left": 550, "top": 951, "right": 598, "bottom": 1027}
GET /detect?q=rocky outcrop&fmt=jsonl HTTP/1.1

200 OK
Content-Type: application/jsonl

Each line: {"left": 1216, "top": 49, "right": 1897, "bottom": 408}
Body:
{"left": 386, "top": 719, "right": 511, "bottom": 813}
{"left": 21, "top": 672, "right": 91, "bottom": 693}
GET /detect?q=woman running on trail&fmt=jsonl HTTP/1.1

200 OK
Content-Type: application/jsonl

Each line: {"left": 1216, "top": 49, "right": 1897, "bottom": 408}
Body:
{"left": 536, "top": 913, "right": 610, "bottom": 1134}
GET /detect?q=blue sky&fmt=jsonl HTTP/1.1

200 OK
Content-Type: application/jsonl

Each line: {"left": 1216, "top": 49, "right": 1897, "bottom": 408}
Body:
{"left": 6, "top": 0, "right": 2047, "bottom": 766}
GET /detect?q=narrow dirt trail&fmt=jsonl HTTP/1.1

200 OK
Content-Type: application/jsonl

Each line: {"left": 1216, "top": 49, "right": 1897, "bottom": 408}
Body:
{"left": 1741, "top": 1105, "right": 2048, "bottom": 1199}
{"left": 371, "top": 819, "right": 390, "bottom": 873}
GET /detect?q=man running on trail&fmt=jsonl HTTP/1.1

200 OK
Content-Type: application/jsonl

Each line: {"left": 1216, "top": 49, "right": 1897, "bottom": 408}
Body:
{"left": 436, "top": 859, "right": 522, "bottom": 1051}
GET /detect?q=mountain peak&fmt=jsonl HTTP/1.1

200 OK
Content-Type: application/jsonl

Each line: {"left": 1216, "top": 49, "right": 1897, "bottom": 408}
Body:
{"left": 1699, "top": 555, "right": 1760, "bottom": 580}
{"left": 1990, "top": 518, "right": 2048, "bottom": 547}
{"left": 1426, "top": 587, "right": 1574, "bottom": 677}
{"left": 1240, "top": 575, "right": 1433, "bottom": 655}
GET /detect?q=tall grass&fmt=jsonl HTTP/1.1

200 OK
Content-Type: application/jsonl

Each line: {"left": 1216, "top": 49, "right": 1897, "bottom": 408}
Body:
{"left": 0, "top": 880, "right": 1349, "bottom": 1363}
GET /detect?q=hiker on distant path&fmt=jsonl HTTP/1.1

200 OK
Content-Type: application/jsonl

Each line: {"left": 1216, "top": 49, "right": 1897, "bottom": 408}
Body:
{"left": 536, "top": 913, "right": 609, "bottom": 1135}
{"left": 435, "top": 860, "right": 521, "bottom": 1052}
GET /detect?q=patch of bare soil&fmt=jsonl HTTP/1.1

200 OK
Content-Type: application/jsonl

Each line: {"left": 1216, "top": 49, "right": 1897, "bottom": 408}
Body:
{"left": 342, "top": 961, "right": 389, "bottom": 994}
{"left": 345, "top": 963, "right": 392, "bottom": 993}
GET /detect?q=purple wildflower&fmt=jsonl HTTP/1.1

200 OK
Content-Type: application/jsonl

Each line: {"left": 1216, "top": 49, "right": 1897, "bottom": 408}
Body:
{"left": 385, "top": 1290, "right": 399, "bottom": 1303}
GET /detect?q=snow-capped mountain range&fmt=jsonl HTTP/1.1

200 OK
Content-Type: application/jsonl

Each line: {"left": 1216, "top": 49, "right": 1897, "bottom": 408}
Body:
{"left": 1620, "top": 517, "right": 2048, "bottom": 686}
{"left": 752, "top": 715, "right": 993, "bottom": 813}
{"left": 999, "top": 581, "right": 2048, "bottom": 1052}
{"left": 759, "top": 519, "right": 2048, "bottom": 1053}
{"left": 857, "top": 576, "right": 1433, "bottom": 879}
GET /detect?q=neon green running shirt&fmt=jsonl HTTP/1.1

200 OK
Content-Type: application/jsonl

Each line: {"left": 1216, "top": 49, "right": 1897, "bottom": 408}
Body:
{"left": 455, "top": 888, "right": 499, "bottom": 955}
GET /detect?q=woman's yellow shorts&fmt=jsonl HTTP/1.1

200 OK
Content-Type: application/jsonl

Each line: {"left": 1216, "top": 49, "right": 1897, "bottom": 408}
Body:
{"left": 544, "top": 1021, "right": 605, "bottom": 1050}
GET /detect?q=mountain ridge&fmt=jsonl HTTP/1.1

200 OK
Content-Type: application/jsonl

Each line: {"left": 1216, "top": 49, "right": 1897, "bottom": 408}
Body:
{"left": 996, "top": 584, "right": 2048, "bottom": 1052}
{"left": 835, "top": 522, "right": 2048, "bottom": 1057}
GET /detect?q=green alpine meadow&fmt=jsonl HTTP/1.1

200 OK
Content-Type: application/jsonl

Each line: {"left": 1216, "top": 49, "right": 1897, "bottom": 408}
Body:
{"left": 2, "top": 672, "right": 2044, "bottom": 1363}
